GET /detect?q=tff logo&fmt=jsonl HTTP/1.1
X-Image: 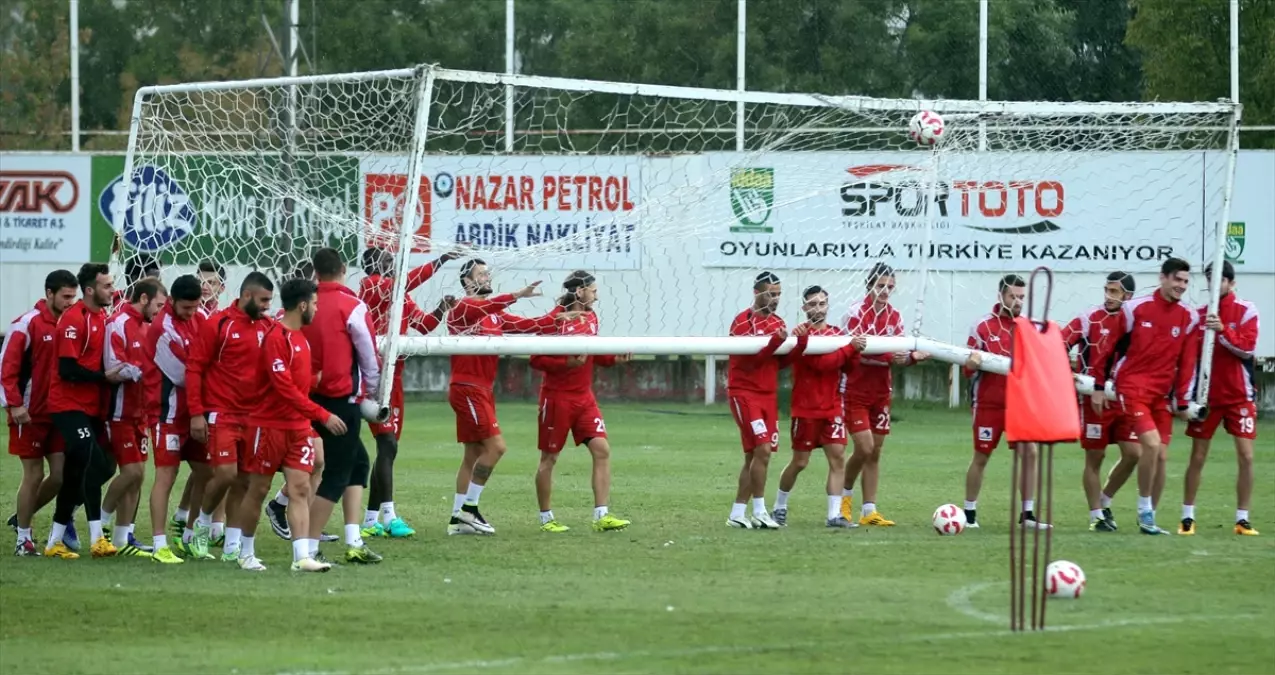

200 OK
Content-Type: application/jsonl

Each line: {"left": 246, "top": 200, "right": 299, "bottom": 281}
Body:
{"left": 841, "top": 164, "right": 1065, "bottom": 234}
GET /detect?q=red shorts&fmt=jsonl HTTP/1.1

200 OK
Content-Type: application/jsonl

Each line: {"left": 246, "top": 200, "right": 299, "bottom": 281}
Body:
{"left": 728, "top": 392, "right": 779, "bottom": 453}
{"left": 538, "top": 394, "right": 606, "bottom": 453}
{"left": 244, "top": 426, "right": 317, "bottom": 475}
{"left": 846, "top": 396, "right": 892, "bottom": 436}
{"left": 7, "top": 422, "right": 62, "bottom": 460}
{"left": 105, "top": 419, "right": 148, "bottom": 466}
{"left": 205, "top": 414, "right": 246, "bottom": 468}
{"left": 973, "top": 407, "right": 1005, "bottom": 455}
{"left": 1186, "top": 402, "right": 1257, "bottom": 441}
{"left": 151, "top": 422, "right": 205, "bottom": 468}
{"left": 1079, "top": 403, "right": 1137, "bottom": 451}
{"left": 449, "top": 385, "right": 500, "bottom": 443}
{"left": 1117, "top": 396, "right": 1174, "bottom": 444}
{"left": 368, "top": 373, "right": 404, "bottom": 439}
{"left": 791, "top": 416, "right": 847, "bottom": 451}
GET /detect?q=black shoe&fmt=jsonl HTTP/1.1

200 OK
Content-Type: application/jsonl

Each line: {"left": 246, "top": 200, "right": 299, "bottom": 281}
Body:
{"left": 1091, "top": 517, "right": 1117, "bottom": 532}
{"left": 6, "top": 513, "right": 16, "bottom": 532}
{"left": 964, "top": 509, "right": 978, "bottom": 528}
{"left": 1019, "top": 512, "right": 1052, "bottom": 529}
{"left": 1102, "top": 507, "right": 1118, "bottom": 530}
{"left": 265, "top": 500, "right": 290, "bottom": 540}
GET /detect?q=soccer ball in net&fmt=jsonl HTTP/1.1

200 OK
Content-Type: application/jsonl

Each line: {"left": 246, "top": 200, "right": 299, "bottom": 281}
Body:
{"left": 932, "top": 504, "right": 966, "bottom": 535}
{"left": 1045, "top": 561, "right": 1086, "bottom": 599}
{"left": 908, "top": 110, "right": 945, "bottom": 146}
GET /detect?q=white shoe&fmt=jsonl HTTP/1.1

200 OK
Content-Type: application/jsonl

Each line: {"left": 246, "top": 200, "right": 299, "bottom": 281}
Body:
{"left": 238, "top": 555, "right": 267, "bottom": 572}
{"left": 1021, "top": 519, "right": 1053, "bottom": 530}
{"left": 290, "top": 557, "right": 331, "bottom": 573}
{"left": 750, "top": 512, "right": 781, "bottom": 529}
{"left": 966, "top": 521, "right": 980, "bottom": 529}
{"left": 457, "top": 508, "right": 496, "bottom": 534}
{"left": 448, "top": 520, "right": 481, "bottom": 535}
{"left": 726, "top": 516, "right": 753, "bottom": 529}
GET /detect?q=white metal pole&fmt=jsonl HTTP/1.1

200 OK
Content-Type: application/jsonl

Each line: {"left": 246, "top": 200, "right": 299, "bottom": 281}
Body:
{"left": 69, "top": 0, "right": 80, "bottom": 152}
{"left": 735, "top": 0, "right": 746, "bottom": 152}
{"left": 288, "top": 0, "right": 299, "bottom": 77}
{"left": 504, "top": 0, "right": 515, "bottom": 153}
{"left": 1230, "top": 0, "right": 1239, "bottom": 103}
{"left": 705, "top": 357, "right": 717, "bottom": 405}
{"left": 977, "top": 0, "right": 988, "bottom": 151}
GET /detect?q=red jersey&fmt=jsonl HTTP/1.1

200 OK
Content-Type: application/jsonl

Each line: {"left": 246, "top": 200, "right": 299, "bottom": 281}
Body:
{"left": 250, "top": 323, "right": 329, "bottom": 430}
{"left": 726, "top": 308, "right": 791, "bottom": 396}
{"left": 198, "top": 298, "right": 219, "bottom": 320}
{"left": 186, "top": 303, "right": 272, "bottom": 419}
{"left": 148, "top": 305, "right": 202, "bottom": 427}
{"left": 1102, "top": 291, "right": 1199, "bottom": 407}
{"left": 359, "top": 260, "right": 445, "bottom": 336}
{"left": 965, "top": 305, "right": 1016, "bottom": 410}
{"left": 841, "top": 297, "right": 907, "bottom": 402}
{"left": 304, "top": 282, "right": 381, "bottom": 400}
{"left": 530, "top": 311, "right": 616, "bottom": 395}
{"left": 790, "top": 323, "right": 859, "bottom": 419}
{"left": 104, "top": 303, "right": 149, "bottom": 421}
{"left": 1062, "top": 304, "right": 1125, "bottom": 379}
{"left": 1, "top": 300, "right": 59, "bottom": 421}
{"left": 447, "top": 294, "right": 560, "bottom": 389}
{"left": 1189, "top": 292, "right": 1259, "bottom": 406}
{"left": 48, "top": 300, "right": 109, "bottom": 417}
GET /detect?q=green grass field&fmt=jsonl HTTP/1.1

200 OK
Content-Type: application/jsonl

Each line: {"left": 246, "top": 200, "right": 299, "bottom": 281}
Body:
{"left": 1, "top": 401, "right": 1273, "bottom": 675}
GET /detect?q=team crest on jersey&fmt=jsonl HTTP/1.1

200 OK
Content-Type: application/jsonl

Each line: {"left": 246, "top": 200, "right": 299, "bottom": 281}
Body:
{"left": 1171, "top": 327, "right": 1181, "bottom": 338}
{"left": 886, "top": 325, "right": 896, "bottom": 336}
{"left": 272, "top": 358, "right": 286, "bottom": 372}
{"left": 64, "top": 326, "right": 77, "bottom": 339}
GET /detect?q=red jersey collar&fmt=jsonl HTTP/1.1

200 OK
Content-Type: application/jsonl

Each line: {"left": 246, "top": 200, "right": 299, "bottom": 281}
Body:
{"left": 34, "top": 299, "right": 55, "bottom": 323}
{"left": 993, "top": 303, "right": 1011, "bottom": 317}
{"left": 119, "top": 302, "right": 144, "bottom": 322}
{"left": 318, "top": 280, "right": 357, "bottom": 297}
{"left": 1154, "top": 288, "right": 1181, "bottom": 306}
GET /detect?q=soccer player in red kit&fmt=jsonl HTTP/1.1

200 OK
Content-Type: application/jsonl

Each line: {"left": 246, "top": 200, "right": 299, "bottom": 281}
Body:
{"left": 839, "top": 263, "right": 928, "bottom": 527}
{"left": 100, "top": 278, "right": 166, "bottom": 557}
{"left": 772, "top": 286, "right": 865, "bottom": 528}
{"left": 1061, "top": 271, "right": 1137, "bottom": 532}
{"left": 1089, "top": 257, "right": 1199, "bottom": 535}
{"left": 446, "top": 258, "right": 563, "bottom": 535}
{"left": 357, "top": 246, "right": 459, "bottom": 539}
{"left": 238, "top": 278, "right": 347, "bottom": 572}
{"left": 3, "top": 270, "right": 78, "bottom": 556}
{"left": 186, "top": 271, "right": 275, "bottom": 560}
{"left": 145, "top": 274, "right": 205, "bottom": 564}
{"left": 47, "top": 263, "right": 130, "bottom": 559}
{"left": 726, "top": 271, "right": 803, "bottom": 530}
{"left": 1181, "top": 261, "right": 1260, "bottom": 536}
{"left": 528, "top": 271, "right": 632, "bottom": 533}
{"left": 962, "top": 274, "right": 1049, "bottom": 530}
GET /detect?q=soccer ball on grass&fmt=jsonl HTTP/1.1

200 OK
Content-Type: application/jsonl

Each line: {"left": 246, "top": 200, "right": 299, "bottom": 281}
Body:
{"left": 932, "top": 503, "right": 966, "bottom": 535}
{"left": 1045, "top": 560, "right": 1086, "bottom": 599}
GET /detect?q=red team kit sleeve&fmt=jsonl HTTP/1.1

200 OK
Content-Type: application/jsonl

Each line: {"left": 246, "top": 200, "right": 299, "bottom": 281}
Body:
{"left": 1173, "top": 316, "right": 1201, "bottom": 408}
{"left": 184, "top": 315, "right": 217, "bottom": 416}
{"left": 265, "top": 330, "right": 329, "bottom": 422}
{"left": 776, "top": 333, "right": 809, "bottom": 369}
{"left": 0, "top": 322, "right": 29, "bottom": 407}
{"left": 1218, "top": 308, "right": 1259, "bottom": 359}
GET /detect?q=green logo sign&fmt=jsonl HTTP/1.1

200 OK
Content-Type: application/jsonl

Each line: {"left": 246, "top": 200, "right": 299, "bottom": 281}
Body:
{"left": 729, "top": 168, "right": 775, "bottom": 233}
{"left": 1224, "top": 221, "right": 1245, "bottom": 264}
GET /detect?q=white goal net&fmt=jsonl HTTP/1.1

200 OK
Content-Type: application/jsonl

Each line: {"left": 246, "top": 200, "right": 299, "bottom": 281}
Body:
{"left": 113, "top": 65, "right": 1239, "bottom": 406}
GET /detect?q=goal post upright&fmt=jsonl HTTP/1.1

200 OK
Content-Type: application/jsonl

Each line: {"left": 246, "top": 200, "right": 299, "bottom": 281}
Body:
{"left": 1194, "top": 105, "right": 1243, "bottom": 409}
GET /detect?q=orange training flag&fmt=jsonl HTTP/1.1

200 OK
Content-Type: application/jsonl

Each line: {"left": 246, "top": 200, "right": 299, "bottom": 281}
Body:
{"left": 1006, "top": 316, "right": 1081, "bottom": 444}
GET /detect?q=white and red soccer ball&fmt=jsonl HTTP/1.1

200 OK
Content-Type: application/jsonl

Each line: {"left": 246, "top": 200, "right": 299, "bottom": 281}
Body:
{"left": 1046, "top": 560, "right": 1086, "bottom": 599}
{"left": 932, "top": 503, "right": 966, "bottom": 535}
{"left": 908, "top": 110, "right": 945, "bottom": 146}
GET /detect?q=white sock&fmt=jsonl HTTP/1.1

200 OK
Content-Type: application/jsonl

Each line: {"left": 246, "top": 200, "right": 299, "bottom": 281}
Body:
{"left": 273, "top": 490, "right": 289, "bottom": 506}
{"left": 751, "top": 497, "right": 767, "bottom": 516}
{"left": 774, "top": 490, "right": 791, "bottom": 510}
{"left": 127, "top": 523, "right": 135, "bottom": 535}
{"left": 153, "top": 534, "right": 168, "bottom": 551}
{"left": 464, "top": 482, "right": 485, "bottom": 506}
{"left": 182, "top": 527, "right": 194, "bottom": 544}
{"left": 842, "top": 488, "right": 854, "bottom": 499}
{"left": 364, "top": 510, "right": 379, "bottom": 527}
{"left": 89, "top": 520, "right": 103, "bottom": 543}
{"left": 1100, "top": 493, "right": 1113, "bottom": 508}
{"left": 964, "top": 500, "right": 977, "bottom": 511}
{"left": 47, "top": 522, "right": 66, "bottom": 551}
{"left": 539, "top": 510, "right": 554, "bottom": 525}
{"left": 730, "top": 503, "right": 746, "bottom": 521}
{"left": 345, "top": 523, "right": 364, "bottom": 547}
{"left": 112, "top": 526, "right": 129, "bottom": 548}
{"left": 452, "top": 493, "right": 466, "bottom": 516}
{"left": 211, "top": 521, "right": 225, "bottom": 540}
{"left": 223, "top": 527, "right": 242, "bottom": 554}
{"left": 379, "top": 502, "right": 397, "bottom": 525}
{"left": 308, "top": 538, "right": 319, "bottom": 557}
{"left": 102, "top": 510, "right": 115, "bottom": 530}
{"left": 196, "top": 510, "right": 212, "bottom": 528}
{"left": 16, "top": 527, "right": 31, "bottom": 544}
{"left": 1089, "top": 509, "right": 1103, "bottom": 520}
{"left": 1022, "top": 499, "right": 1035, "bottom": 514}
{"left": 292, "top": 538, "right": 309, "bottom": 562}
{"left": 1182, "top": 504, "right": 1195, "bottom": 520}
{"left": 827, "top": 495, "right": 842, "bottom": 520}
{"left": 593, "top": 506, "right": 608, "bottom": 521}
{"left": 175, "top": 508, "right": 189, "bottom": 522}
{"left": 862, "top": 502, "right": 876, "bottom": 517}
{"left": 1237, "top": 509, "right": 1249, "bottom": 522}
{"left": 1137, "top": 495, "right": 1153, "bottom": 513}
{"left": 241, "top": 536, "right": 255, "bottom": 559}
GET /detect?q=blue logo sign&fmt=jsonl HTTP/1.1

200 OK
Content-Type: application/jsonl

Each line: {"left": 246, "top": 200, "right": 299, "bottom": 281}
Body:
{"left": 98, "top": 165, "right": 196, "bottom": 252}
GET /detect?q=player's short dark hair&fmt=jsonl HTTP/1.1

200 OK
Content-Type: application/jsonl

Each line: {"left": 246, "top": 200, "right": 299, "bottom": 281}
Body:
{"left": 361, "top": 247, "right": 391, "bottom": 276}
{"left": 312, "top": 248, "right": 344, "bottom": 280}
{"left": 1204, "top": 260, "right": 1235, "bottom": 282}
{"left": 125, "top": 253, "right": 160, "bottom": 284}
{"left": 240, "top": 271, "right": 274, "bottom": 293}
{"left": 44, "top": 269, "right": 77, "bottom": 294}
{"left": 802, "top": 285, "right": 826, "bottom": 300}
{"left": 866, "top": 262, "right": 894, "bottom": 288}
{"left": 460, "top": 258, "right": 486, "bottom": 281}
{"left": 77, "top": 263, "right": 110, "bottom": 292}
{"left": 754, "top": 271, "right": 780, "bottom": 291}
{"left": 170, "top": 274, "right": 202, "bottom": 302}
{"left": 558, "top": 270, "right": 596, "bottom": 307}
{"left": 280, "top": 278, "right": 317, "bottom": 311}
{"left": 197, "top": 259, "right": 226, "bottom": 281}
{"left": 129, "top": 278, "right": 165, "bottom": 303}
{"left": 1106, "top": 271, "right": 1135, "bottom": 294}
{"left": 1160, "top": 257, "right": 1190, "bottom": 277}
{"left": 293, "top": 260, "right": 314, "bottom": 280}
{"left": 998, "top": 274, "right": 1026, "bottom": 294}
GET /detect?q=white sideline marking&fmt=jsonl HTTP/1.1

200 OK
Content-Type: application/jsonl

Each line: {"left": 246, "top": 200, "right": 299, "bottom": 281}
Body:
{"left": 946, "top": 581, "right": 1005, "bottom": 624}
